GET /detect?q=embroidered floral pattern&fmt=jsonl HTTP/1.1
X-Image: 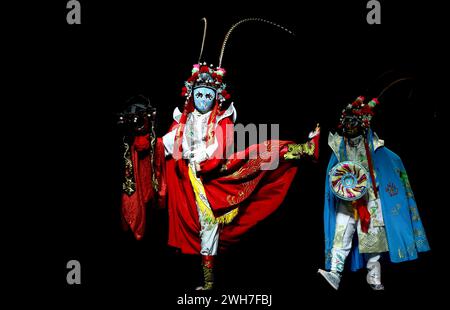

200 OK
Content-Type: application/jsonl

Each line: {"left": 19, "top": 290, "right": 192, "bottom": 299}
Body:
{"left": 333, "top": 224, "right": 346, "bottom": 248}
{"left": 224, "top": 141, "right": 280, "bottom": 206}
{"left": 398, "top": 169, "right": 414, "bottom": 198}
{"left": 122, "top": 141, "right": 136, "bottom": 196}
{"left": 409, "top": 205, "right": 420, "bottom": 221}
{"left": 391, "top": 203, "right": 402, "bottom": 216}
{"left": 284, "top": 141, "right": 315, "bottom": 160}
{"left": 188, "top": 165, "right": 239, "bottom": 224}
{"left": 385, "top": 182, "right": 399, "bottom": 196}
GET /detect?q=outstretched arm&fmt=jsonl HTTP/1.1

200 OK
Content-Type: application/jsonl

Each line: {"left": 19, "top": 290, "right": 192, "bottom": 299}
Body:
{"left": 282, "top": 123, "right": 320, "bottom": 161}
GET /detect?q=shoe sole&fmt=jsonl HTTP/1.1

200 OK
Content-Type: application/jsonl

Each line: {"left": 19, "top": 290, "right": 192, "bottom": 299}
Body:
{"left": 318, "top": 269, "right": 339, "bottom": 290}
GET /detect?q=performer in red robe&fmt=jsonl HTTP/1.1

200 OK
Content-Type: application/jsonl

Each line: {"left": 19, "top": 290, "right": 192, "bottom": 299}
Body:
{"left": 160, "top": 62, "right": 319, "bottom": 290}
{"left": 120, "top": 18, "right": 320, "bottom": 290}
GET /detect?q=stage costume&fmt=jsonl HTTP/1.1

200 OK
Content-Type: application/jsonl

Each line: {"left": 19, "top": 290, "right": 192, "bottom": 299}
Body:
{"left": 118, "top": 97, "right": 166, "bottom": 240}
{"left": 318, "top": 95, "right": 430, "bottom": 290}
{"left": 119, "top": 18, "right": 320, "bottom": 290}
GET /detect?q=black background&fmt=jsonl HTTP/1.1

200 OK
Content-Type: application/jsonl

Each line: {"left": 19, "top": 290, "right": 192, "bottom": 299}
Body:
{"left": 10, "top": 0, "right": 446, "bottom": 307}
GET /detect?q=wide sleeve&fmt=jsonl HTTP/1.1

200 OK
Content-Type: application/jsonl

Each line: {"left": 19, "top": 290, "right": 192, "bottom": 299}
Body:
{"left": 395, "top": 157, "right": 431, "bottom": 252}
{"left": 162, "top": 121, "right": 179, "bottom": 157}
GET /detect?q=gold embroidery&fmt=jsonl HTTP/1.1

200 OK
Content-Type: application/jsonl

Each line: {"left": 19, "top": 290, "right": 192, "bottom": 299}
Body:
{"left": 149, "top": 130, "right": 159, "bottom": 192}
{"left": 398, "top": 169, "right": 414, "bottom": 198}
{"left": 284, "top": 141, "right": 315, "bottom": 160}
{"left": 333, "top": 224, "right": 346, "bottom": 248}
{"left": 414, "top": 228, "right": 424, "bottom": 237}
{"left": 225, "top": 141, "right": 277, "bottom": 180}
{"left": 122, "top": 141, "right": 136, "bottom": 196}
{"left": 398, "top": 248, "right": 405, "bottom": 259}
{"left": 228, "top": 158, "right": 263, "bottom": 179}
{"left": 397, "top": 243, "right": 419, "bottom": 260}
{"left": 220, "top": 163, "right": 227, "bottom": 172}
{"left": 226, "top": 175, "right": 263, "bottom": 206}
{"left": 188, "top": 165, "right": 238, "bottom": 224}
{"left": 222, "top": 141, "right": 281, "bottom": 206}
{"left": 410, "top": 205, "right": 420, "bottom": 221}
{"left": 202, "top": 264, "right": 214, "bottom": 290}
{"left": 391, "top": 203, "right": 401, "bottom": 216}
{"left": 407, "top": 243, "right": 416, "bottom": 257}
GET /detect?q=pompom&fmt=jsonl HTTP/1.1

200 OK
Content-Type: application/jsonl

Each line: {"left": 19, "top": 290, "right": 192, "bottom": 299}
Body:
{"left": 215, "top": 67, "right": 226, "bottom": 76}
{"left": 200, "top": 65, "right": 210, "bottom": 73}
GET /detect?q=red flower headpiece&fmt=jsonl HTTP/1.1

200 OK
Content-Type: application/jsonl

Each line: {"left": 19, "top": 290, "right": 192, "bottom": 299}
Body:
{"left": 338, "top": 96, "right": 380, "bottom": 129}
{"left": 181, "top": 63, "right": 230, "bottom": 103}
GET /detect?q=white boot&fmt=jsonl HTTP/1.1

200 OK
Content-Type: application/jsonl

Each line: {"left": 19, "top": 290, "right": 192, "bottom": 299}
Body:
{"left": 318, "top": 269, "right": 341, "bottom": 290}
{"left": 366, "top": 261, "right": 384, "bottom": 290}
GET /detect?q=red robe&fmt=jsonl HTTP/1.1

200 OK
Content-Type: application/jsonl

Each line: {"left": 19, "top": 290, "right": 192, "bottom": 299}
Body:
{"left": 164, "top": 113, "right": 318, "bottom": 254}
{"left": 121, "top": 110, "right": 318, "bottom": 253}
{"left": 120, "top": 135, "right": 166, "bottom": 240}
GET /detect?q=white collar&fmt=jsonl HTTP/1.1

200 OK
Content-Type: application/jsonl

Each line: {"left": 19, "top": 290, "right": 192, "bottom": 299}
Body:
{"left": 328, "top": 131, "right": 385, "bottom": 158}
{"left": 172, "top": 102, "right": 237, "bottom": 123}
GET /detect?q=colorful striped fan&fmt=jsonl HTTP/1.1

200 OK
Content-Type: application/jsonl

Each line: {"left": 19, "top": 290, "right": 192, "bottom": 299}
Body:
{"left": 329, "top": 161, "right": 369, "bottom": 201}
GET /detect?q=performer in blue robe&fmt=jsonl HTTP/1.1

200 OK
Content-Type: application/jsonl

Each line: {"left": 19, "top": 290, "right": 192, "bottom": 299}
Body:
{"left": 318, "top": 96, "right": 430, "bottom": 290}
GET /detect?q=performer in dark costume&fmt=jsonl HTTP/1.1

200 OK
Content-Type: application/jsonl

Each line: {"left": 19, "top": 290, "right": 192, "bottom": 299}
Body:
{"left": 318, "top": 80, "right": 430, "bottom": 290}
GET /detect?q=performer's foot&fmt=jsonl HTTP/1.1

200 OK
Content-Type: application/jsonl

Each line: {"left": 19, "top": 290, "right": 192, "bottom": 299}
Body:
{"left": 196, "top": 255, "right": 215, "bottom": 291}
{"left": 368, "top": 283, "right": 385, "bottom": 290}
{"left": 195, "top": 282, "right": 214, "bottom": 291}
{"left": 318, "top": 269, "right": 341, "bottom": 290}
{"left": 366, "top": 260, "right": 383, "bottom": 290}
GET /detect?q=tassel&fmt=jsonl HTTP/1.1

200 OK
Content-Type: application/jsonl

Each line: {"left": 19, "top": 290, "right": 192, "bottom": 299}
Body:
{"left": 353, "top": 199, "right": 370, "bottom": 233}
{"left": 188, "top": 165, "right": 239, "bottom": 224}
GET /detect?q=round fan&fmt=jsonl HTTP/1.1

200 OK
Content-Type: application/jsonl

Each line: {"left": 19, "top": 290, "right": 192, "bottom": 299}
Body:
{"left": 329, "top": 161, "right": 369, "bottom": 201}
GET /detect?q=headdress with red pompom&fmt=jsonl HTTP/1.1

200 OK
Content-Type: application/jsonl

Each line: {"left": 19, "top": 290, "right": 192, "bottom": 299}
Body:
{"left": 337, "top": 77, "right": 414, "bottom": 130}
{"left": 181, "top": 63, "right": 230, "bottom": 105}
{"left": 173, "top": 17, "right": 295, "bottom": 166}
{"left": 338, "top": 96, "right": 380, "bottom": 130}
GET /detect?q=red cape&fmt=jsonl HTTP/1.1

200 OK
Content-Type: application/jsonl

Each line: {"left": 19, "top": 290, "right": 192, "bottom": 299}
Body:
{"left": 165, "top": 115, "right": 312, "bottom": 254}
{"left": 121, "top": 114, "right": 318, "bottom": 254}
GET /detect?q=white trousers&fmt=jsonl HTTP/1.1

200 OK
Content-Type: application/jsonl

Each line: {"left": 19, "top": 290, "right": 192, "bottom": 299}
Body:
{"left": 198, "top": 208, "right": 219, "bottom": 256}
{"left": 189, "top": 163, "right": 220, "bottom": 256}
{"left": 331, "top": 203, "right": 382, "bottom": 284}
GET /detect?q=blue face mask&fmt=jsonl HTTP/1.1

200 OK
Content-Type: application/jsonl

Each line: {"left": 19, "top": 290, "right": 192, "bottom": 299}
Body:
{"left": 193, "top": 87, "right": 216, "bottom": 113}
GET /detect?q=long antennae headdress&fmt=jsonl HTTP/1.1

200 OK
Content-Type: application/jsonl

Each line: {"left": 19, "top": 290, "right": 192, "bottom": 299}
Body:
{"left": 198, "top": 17, "right": 208, "bottom": 63}
{"left": 365, "top": 70, "right": 414, "bottom": 99}
{"left": 218, "top": 18, "right": 295, "bottom": 68}
{"left": 377, "top": 77, "right": 414, "bottom": 99}
{"left": 337, "top": 77, "right": 415, "bottom": 131}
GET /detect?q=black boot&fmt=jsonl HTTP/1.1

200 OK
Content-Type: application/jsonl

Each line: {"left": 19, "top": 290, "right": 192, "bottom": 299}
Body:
{"left": 196, "top": 255, "right": 214, "bottom": 290}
